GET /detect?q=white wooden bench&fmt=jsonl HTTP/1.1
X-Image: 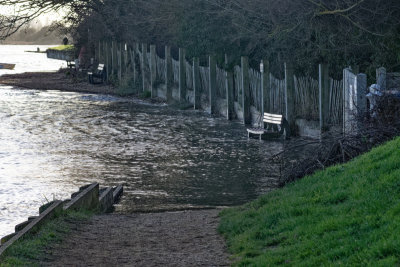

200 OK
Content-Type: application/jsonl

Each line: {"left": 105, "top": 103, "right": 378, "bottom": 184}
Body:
{"left": 247, "top": 113, "right": 288, "bottom": 140}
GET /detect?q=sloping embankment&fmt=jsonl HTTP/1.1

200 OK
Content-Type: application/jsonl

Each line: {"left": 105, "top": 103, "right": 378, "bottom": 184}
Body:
{"left": 219, "top": 137, "right": 400, "bottom": 266}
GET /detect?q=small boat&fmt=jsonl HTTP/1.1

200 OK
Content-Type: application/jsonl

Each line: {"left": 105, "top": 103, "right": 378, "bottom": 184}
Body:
{"left": 0, "top": 63, "right": 16, "bottom": 70}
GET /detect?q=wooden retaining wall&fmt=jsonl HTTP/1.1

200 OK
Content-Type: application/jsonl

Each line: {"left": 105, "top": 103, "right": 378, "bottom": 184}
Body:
{"left": 0, "top": 183, "right": 123, "bottom": 259}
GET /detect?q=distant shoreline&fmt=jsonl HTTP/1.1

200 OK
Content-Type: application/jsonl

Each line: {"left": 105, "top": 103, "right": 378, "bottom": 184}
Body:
{"left": 0, "top": 42, "right": 61, "bottom": 46}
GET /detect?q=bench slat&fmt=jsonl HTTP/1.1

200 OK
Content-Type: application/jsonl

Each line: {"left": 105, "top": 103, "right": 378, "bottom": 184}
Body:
{"left": 264, "top": 115, "right": 282, "bottom": 120}
{"left": 264, "top": 113, "right": 282, "bottom": 119}
{"left": 264, "top": 116, "right": 282, "bottom": 121}
{"left": 264, "top": 119, "right": 282, "bottom": 124}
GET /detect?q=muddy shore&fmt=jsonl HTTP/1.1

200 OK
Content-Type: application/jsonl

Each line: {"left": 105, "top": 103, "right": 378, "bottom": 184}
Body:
{"left": 0, "top": 69, "right": 115, "bottom": 95}
{"left": 41, "top": 210, "right": 230, "bottom": 266}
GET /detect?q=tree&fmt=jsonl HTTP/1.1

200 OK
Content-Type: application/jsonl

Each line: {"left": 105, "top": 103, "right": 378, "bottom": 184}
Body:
{"left": 2, "top": 0, "right": 399, "bottom": 75}
{"left": 0, "top": 0, "right": 101, "bottom": 40}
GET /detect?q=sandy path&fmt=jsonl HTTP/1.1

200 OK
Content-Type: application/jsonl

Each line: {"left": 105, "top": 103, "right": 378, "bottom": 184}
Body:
{"left": 42, "top": 209, "right": 230, "bottom": 267}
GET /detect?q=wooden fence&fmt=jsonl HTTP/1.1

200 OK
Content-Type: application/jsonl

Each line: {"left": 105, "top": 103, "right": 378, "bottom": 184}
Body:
{"left": 96, "top": 41, "right": 368, "bottom": 137}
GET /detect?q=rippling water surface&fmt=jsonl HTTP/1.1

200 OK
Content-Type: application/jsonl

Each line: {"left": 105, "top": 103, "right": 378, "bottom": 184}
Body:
{"left": 0, "top": 46, "right": 283, "bottom": 237}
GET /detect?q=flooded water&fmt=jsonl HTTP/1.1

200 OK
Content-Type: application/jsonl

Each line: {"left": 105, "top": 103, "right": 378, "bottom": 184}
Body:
{"left": 0, "top": 45, "right": 67, "bottom": 74}
{"left": 0, "top": 46, "right": 283, "bottom": 237}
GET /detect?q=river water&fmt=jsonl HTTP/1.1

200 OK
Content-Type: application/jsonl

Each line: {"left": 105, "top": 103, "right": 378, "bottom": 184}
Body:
{"left": 0, "top": 45, "right": 283, "bottom": 238}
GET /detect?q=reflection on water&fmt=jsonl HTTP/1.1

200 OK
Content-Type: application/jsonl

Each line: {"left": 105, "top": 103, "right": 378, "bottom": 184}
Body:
{"left": 0, "top": 87, "right": 284, "bottom": 237}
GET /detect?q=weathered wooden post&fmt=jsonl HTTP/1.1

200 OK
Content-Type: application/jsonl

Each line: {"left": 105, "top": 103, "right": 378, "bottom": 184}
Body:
{"left": 124, "top": 43, "right": 128, "bottom": 78}
{"left": 225, "top": 54, "right": 234, "bottom": 120}
{"left": 111, "top": 41, "right": 115, "bottom": 75}
{"left": 112, "top": 41, "right": 118, "bottom": 76}
{"left": 343, "top": 68, "right": 352, "bottom": 135}
{"left": 319, "top": 64, "right": 329, "bottom": 133}
{"left": 376, "top": 67, "right": 386, "bottom": 91}
{"left": 165, "top": 46, "right": 173, "bottom": 102}
{"left": 260, "top": 60, "right": 270, "bottom": 115}
{"left": 193, "top": 57, "right": 201, "bottom": 109}
{"left": 135, "top": 43, "right": 140, "bottom": 55}
{"left": 343, "top": 68, "right": 368, "bottom": 135}
{"left": 241, "top": 56, "right": 251, "bottom": 125}
{"left": 100, "top": 41, "right": 104, "bottom": 65}
{"left": 118, "top": 43, "right": 122, "bottom": 84}
{"left": 141, "top": 43, "right": 147, "bottom": 92}
{"left": 98, "top": 41, "right": 101, "bottom": 63}
{"left": 209, "top": 55, "right": 217, "bottom": 114}
{"left": 133, "top": 43, "right": 141, "bottom": 86}
{"left": 105, "top": 41, "right": 110, "bottom": 82}
{"left": 284, "top": 62, "right": 295, "bottom": 130}
{"left": 150, "top": 45, "right": 157, "bottom": 98}
{"left": 357, "top": 73, "right": 368, "bottom": 122}
{"left": 226, "top": 71, "right": 235, "bottom": 120}
{"left": 100, "top": 41, "right": 103, "bottom": 63}
{"left": 179, "top": 48, "right": 187, "bottom": 102}
{"left": 129, "top": 44, "right": 137, "bottom": 85}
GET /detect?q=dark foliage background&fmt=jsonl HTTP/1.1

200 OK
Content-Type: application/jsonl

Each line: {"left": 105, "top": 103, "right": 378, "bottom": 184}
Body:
{"left": 1, "top": 0, "right": 400, "bottom": 77}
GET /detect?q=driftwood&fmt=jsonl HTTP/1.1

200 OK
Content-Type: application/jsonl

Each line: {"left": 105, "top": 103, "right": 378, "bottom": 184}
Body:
{"left": 271, "top": 95, "right": 400, "bottom": 185}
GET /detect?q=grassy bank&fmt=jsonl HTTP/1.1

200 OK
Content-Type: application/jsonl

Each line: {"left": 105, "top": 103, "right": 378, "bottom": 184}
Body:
{"left": 47, "top": 45, "right": 74, "bottom": 52}
{"left": 0, "top": 210, "right": 93, "bottom": 266}
{"left": 219, "top": 137, "right": 400, "bottom": 266}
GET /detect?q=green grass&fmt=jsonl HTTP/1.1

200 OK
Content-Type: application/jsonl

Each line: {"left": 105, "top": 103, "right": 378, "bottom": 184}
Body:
{"left": 219, "top": 137, "right": 400, "bottom": 266}
{"left": 47, "top": 45, "right": 74, "bottom": 52}
{"left": 0, "top": 210, "right": 93, "bottom": 266}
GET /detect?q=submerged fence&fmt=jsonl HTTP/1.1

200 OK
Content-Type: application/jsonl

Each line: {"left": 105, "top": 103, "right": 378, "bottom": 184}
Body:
{"left": 96, "top": 40, "right": 370, "bottom": 137}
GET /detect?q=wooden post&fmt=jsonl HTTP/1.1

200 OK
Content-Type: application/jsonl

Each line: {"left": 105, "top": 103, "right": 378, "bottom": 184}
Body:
{"left": 111, "top": 41, "right": 114, "bottom": 75}
{"left": 118, "top": 43, "right": 122, "bottom": 84}
{"left": 150, "top": 45, "right": 157, "bottom": 98}
{"left": 179, "top": 48, "right": 187, "bottom": 102}
{"left": 209, "top": 55, "right": 217, "bottom": 115}
{"left": 105, "top": 41, "right": 109, "bottom": 82}
{"left": 261, "top": 60, "right": 270, "bottom": 116}
{"left": 135, "top": 43, "right": 141, "bottom": 85}
{"left": 98, "top": 41, "right": 101, "bottom": 63}
{"left": 319, "top": 64, "right": 329, "bottom": 132}
{"left": 343, "top": 69, "right": 367, "bottom": 135}
{"left": 112, "top": 41, "right": 118, "bottom": 76}
{"left": 241, "top": 56, "right": 251, "bottom": 125}
{"left": 165, "top": 46, "right": 173, "bottom": 102}
{"left": 284, "top": 62, "right": 295, "bottom": 129}
{"left": 141, "top": 43, "right": 147, "bottom": 92}
{"left": 226, "top": 71, "right": 235, "bottom": 120}
{"left": 376, "top": 67, "right": 386, "bottom": 91}
{"left": 124, "top": 43, "right": 128, "bottom": 78}
{"left": 130, "top": 45, "right": 137, "bottom": 85}
{"left": 343, "top": 68, "right": 352, "bottom": 135}
{"left": 193, "top": 57, "right": 201, "bottom": 109}
{"left": 357, "top": 73, "right": 368, "bottom": 123}
{"left": 225, "top": 54, "right": 234, "bottom": 119}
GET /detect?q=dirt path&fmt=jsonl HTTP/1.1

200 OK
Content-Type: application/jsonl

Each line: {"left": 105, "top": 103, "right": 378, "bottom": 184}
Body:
{"left": 41, "top": 209, "right": 230, "bottom": 267}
